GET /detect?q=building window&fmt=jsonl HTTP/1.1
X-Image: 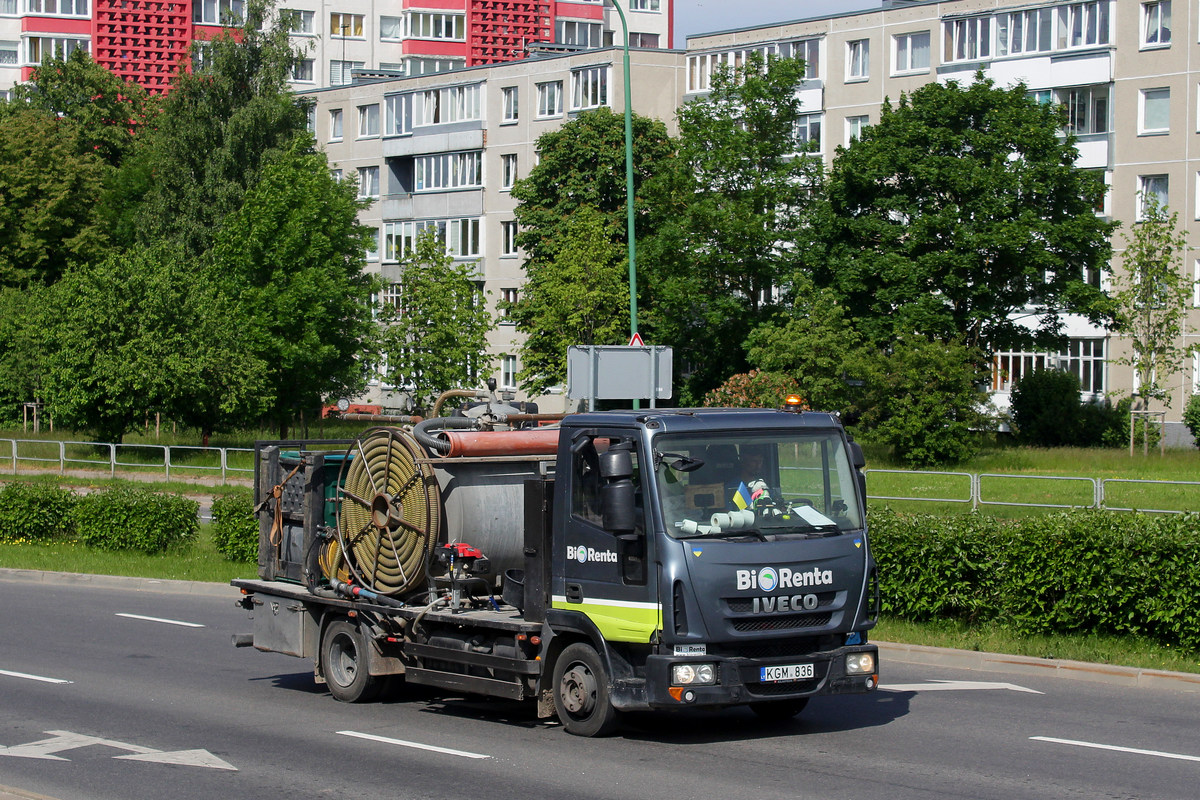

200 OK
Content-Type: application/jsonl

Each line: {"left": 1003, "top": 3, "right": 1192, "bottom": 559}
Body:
{"left": 193, "top": 0, "right": 242, "bottom": 25}
{"left": 330, "top": 60, "right": 363, "bottom": 86}
{"left": 1140, "top": 88, "right": 1170, "bottom": 134}
{"left": 383, "top": 219, "right": 482, "bottom": 261}
{"left": 26, "top": 0, "right": 89, "bottom": 15}
{"left": 780, "top": 38, "right": 820, "bottom": 80}
{"left": 0, "top": 0, "right": 16, "bottom": 13}
{"left": 408, "top": 11, "right": 465, "bottom": 40}
{"left": 501, "top": 153, "right": 518, "bottom": 190}
{"left": 1137, "top": 174, "right": 1169, "bottom": 218}
{"left": 571, "top": 66, "right": 608, "bottom": 110}
{"left": 329, "top": 109, "right": 343, "bottom": 141}
{"left": 281, "top": 8, "right": 314, "bottom": 34}
{"left": 991, "top": 340, "right": 1106, "bottom": 395}
{"left": 385, "top": 93, "right": 413, "bottom": 135}
{"left": 380, "top": 15, "right": 402, "bottom": 40}
{"left": 406, "top": 56, "right": 463, "bottom": 75}
{"left": 1057, "top": 1, "right": 1109, "bottom": 50}
{"left": 1142, "top": 1, "right": 1171, "bottom": 48}
{"left": 358, "top": 104, "right": 380, "bottom": 137}
{"left": 502, "top": 87, "right": 519, "bottom": 122}
{"left": 1193, "top": 260, "right": 1200, "bottom": 307}
{"left": 997, "top": 8, "right": 1052, "bottom": 56}
{"left": 557, "top": 20, "right": 604, "bottom": 47}
{"left": 796, "top": 113, "right": 822, "bottom": 153}
{"left": 629, "top": 33, "right": 659, "bottom": 48}
{"left": 537, "top": 81, "right": 563, "bottom": 118}
{"left": 500, "top": 287, "right": 519, "bottom": 320}
{"left": 330, "top": 12, "right": 364, "bottom": 38}
{"left": 501, "top": 355, "right": 518, "bottom": 390}
{"left": 0, "top": 41, "right": 17, "bottom": 65}
{"left": 943, "top": 16, "right": 990, "bottom": 63}
{"left": 501, "top": 221, "right": 518, "bottom": 256}
{"left": 415, "top": 84, "right": 482, "bottom": 126}
{"left": 330, "top": 168, "right": 342, "bottom": 183}
{"left": 414, "top": 151, "right": 482, "bottom": 191}
{"left": 893, "top": 31, "right": 930, "bottom": 73}
{"left": 629, "top": 0, "right": 659, "bottom": 9}
{"left": 25, "top": 37, "right": 88, "bottom": 64}
{"left": 847, "top": 39, "right": 869, "bottom": 81}
{"left": 365, "top": 228, "right": 379, "bottom": 262}
{"left": 846, "top": 115, "right": 869, "bottom": 145}
{"left": 358, "top": 166, "right": 380, "bottom": 199}
{"left": 291, "top": 58, "right": 314, "bottom": 83}
{"left": 1061, "top": 85, "right": 1109, "bottom": 135}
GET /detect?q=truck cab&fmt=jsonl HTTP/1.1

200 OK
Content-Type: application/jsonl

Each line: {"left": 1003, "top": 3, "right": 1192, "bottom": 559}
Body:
{"left": 542, "top": 408, "right": 879, "bottom": 734}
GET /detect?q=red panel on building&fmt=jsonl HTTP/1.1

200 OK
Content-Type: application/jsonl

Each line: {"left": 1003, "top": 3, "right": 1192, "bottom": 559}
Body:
{"left": 92, "top": 0, "right": 193, "bottom": 94}
{"left": 466, "top": 0, "right": 554, "bottom": 66}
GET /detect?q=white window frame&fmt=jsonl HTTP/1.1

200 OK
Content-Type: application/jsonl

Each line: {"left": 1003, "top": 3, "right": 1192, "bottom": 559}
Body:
{"left": 291, "top": 58, "right": 314, "bottom": 83}
{"left": 997, "top": 8, "right": 1053, "bottom": 56}
{"left": 24, "top": 36, "right": 88, "bottom": 65}
{"left": 365, "top": 227, "right": 379, "bottom": 262}
{"left": 414, "top": 151, "right": 482, "bottom": 192}
{"left": 415, "top": 83, "right": 482, "bottom": 127}
{"left": 330, "top": 12, "right": 364, "bottom": 38}
{"left": 501, "top": 153, "right": 518, "bottom": 190}
{"left": 1139, "top": 87, "right": 1170, "bottom": 135}
{"left": 0, "top": 0, "right": 18, "bottom": 14}
{"left": 796, "top": 113, "right": 823, "bottom": 154}
{"left": 281, "top": 8, "right": 314, "bottom": 34}
{"left": 943, "top": 16, "right": 991, "bottom": 63}
{"left": 328, "top": 108, "right": 343, "bottom": 141}
{"left": 25, "top": 0, "right": 89, "bottom": 16}
{"left": 358, "top": 166, "right": 380, "bottom": 199}
{"left": 1193, "top": 260, "right": 1200, "bottom": 308}
{"left": 193, "top": 0, "right": 243, "bottom": 25}
{"left": 537, "top": 81, "right": 563, "bottom": 118}
{"left": 358, "top": 104, "right": 380, "bottom": 138}
{"left": 379, "top": 15, "right": 402, "bottom": 41}
{"left": 501, "top": 221, "right": 519, "bottom": 256}
{"left": 1141, "top": 1, "right": 1171, "bottom": 48}
{"left": 847, "top": 39, "right": 869, "bottom": 81}
{"left": 500, "top": 287, "right": 519, "bottom": 321}
{"left": 501, "top": 355, "right": 518, "bottom": 390}
{"left": 408, "top": 11, "right": 465, "bottom": 41}
{"left": 385, "top": 93, "right": 414, "bottom": 136}
{"left": 502, "top": 86, "right": 519, "bottom": 122}
{"left": 892, "top": 31, "right": 930, "bottom": 73}
{"left": 383, "top": 218, "right": 482, "bottom": 262}
{"left": 330, "top": 60, "right": 363, "bottom": 86}
{"left": 0, "top": 41, "right": 18, "bottom": 66}
{"left": 846, "top": 115, "right": 869, "bottom": 145}
{"left": 1056, "top": 1, "right": 1109, "bottom": 50}
{"left": 571, "top": 66, "right": 609, "bottom": 111}
{"left": 629, "top": 0, "right": 659, "bottom": 10}
{"left": 1137, "top": 174, "right": 1169, "bottom": 219}
{"left": 557, "top": 20, "right": 604, "bottom": 47}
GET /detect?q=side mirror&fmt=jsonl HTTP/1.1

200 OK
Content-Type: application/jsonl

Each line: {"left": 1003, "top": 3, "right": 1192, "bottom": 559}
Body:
{"left": 599, "top": 449, "right": 636, "bottom": 534}
{"left": 849, "top": 441, "right": 866, "bottom": 470}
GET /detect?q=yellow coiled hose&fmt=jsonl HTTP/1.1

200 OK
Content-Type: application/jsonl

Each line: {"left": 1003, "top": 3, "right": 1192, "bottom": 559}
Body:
{"left": 325, "top": 427, "right": 441, "bottom": 596}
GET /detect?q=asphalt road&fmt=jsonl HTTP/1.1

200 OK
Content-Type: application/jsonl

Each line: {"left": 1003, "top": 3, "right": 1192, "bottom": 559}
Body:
{"left": 2, "top": 576, "right": 1199, "bottom": 800}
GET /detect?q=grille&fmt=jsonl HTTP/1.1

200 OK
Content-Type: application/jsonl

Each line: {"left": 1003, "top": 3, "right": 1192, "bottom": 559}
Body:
{"left": 726, "top": 640, "right": 824, "bottom": 659}
{"left": 731, "top": 613, "right": 832, "bottom": 632}
{"left": 746, "top": 679, "right": 820, "bottom": 696}
{"left": 726, "top": 591, "right": 836, "bottom": 613}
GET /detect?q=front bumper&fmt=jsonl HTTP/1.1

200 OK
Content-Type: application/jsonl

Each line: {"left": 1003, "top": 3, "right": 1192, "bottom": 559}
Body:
{"left": 628, "top": 644, "right": 878, "bottom": 710}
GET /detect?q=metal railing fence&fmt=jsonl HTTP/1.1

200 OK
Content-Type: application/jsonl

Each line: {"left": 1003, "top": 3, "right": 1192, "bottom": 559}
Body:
{"left": 1, "top": 438, "right": 254, "bottom": 484}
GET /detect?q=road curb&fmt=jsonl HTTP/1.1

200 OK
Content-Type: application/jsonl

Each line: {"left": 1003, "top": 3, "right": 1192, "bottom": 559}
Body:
{"left": 0, "top": 785, "right": 60, "bottom": 800}
{"left": 877, "top": 640, "right": 1200, "bottom": 693}
{"left": 0, "top": 567, "right": 238, "bottom": 598}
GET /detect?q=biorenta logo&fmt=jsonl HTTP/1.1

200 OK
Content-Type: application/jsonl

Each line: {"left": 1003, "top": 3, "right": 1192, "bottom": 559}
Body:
{"left": 736, "top": 566, "right": 833, "bottom": 591}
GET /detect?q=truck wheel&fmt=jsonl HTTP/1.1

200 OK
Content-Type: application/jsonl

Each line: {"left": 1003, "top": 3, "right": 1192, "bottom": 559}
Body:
{"left": 553, "top": 643, "right": 620, "bottom": 737}
{"left": 749, "top": 698, "right": 809, "bottom": 721}
{"left": 321, "top": 619, "right": 380, "bottom": 703}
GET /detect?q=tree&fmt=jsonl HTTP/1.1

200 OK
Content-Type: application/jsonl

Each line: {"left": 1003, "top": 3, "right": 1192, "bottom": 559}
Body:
{"left": 815, "top": 75, "right": 1116, "bottom": 354}
{"left": 0, "top": 286, "right": 51, "bottom": 424}
{"left": 1110, "top": 193, "right": 1196, "bottom": 409}
{"left": 649, "top": 51, "right": 820, "bottom": 401}
{"left": 507, "top": 206, "right": 628, "bottom": 394}
{"left": 132, "top": 3, "right": 308, "bottom": 256}
{"left": 207, "top": 140, "right": 376, "bottom": 435}
{"left": 39, "top": 245, "right": 269, "bottom": 443}
{"left": 379, "top": 227, "right": 495, "bottom": 408}
{"left": 0, "top": 108, "right": 112, "bottom": 287}
{"left": 5, "top": 48, "right": 151, "bottom": 167}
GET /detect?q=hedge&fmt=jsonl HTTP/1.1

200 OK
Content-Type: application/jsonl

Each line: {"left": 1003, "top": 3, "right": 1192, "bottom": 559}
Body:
{"left": 870, "top": 508, "right": 1200, "bottom": 652}
{"left": 71, "top": 486, "right": 199, "bottom": 554}
{"left": 210, "top": 489, "right": 258, "bottom": 562}
{"left": 0, "top": 481, "right": 77, "bottom": 543}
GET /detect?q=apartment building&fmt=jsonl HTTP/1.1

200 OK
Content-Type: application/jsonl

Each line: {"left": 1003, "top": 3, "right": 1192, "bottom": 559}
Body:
{"left": 0, "top": 0, "right": 672, "bottom": 97}
{"left": 684, "top": 0, "right": 1200, "bottom": 437}
{"left": 301, "top": 45, "right": 686, "bottom": 410}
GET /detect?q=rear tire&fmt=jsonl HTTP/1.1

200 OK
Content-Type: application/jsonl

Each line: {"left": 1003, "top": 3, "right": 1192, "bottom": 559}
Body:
{"left": 749, "top": 698, "right": 809, "bottom": 721}
{"left": 321, "top": 619, "right": 380, "bottom": 703}
{"left": 553, "top": 643, "right": 620, "bottom": 737}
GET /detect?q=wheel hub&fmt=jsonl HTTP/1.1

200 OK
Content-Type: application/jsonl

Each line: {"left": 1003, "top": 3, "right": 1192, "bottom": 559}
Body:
{"left": 560, "top": 663, "right": 597, "bottom": 715}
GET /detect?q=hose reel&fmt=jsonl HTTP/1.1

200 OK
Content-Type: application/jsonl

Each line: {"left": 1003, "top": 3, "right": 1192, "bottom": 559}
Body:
{"left": 328, "top": 427, "right": 441, "bottom": 596}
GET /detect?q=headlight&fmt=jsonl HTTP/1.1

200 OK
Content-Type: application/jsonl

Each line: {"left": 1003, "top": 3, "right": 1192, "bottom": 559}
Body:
{"left": 845, "top": 653, "right": 875, "bottom": 674}
{"left": 671, "top": 662, "right": 716, "bottom": 685}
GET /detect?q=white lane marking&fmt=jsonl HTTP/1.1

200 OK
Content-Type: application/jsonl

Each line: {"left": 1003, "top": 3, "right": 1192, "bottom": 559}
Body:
{"left": 338, "top": 730, "right": 490, "bottom": 760}
{"left": 0, "top": 731, "right": 236, "bottom": 770}
{"left": 0, "top": 669, "right": 72, "bottom": 685}
{"left": 1031, "top": 736, "right": 1200, "bottom": 764}
{"left": 883, "top": 680, "right": 1043, "bottom": 694}
{"left": 116, "top": 749, "right": 237, "bottom": 770}
{"left": 115, "top": 613, "right": 205, "bottom": 628}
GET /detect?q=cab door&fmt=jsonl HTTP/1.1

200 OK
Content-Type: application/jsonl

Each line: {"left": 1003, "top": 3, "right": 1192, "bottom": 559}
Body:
{"left": 554, "top": 430, "right": 659, "bottom": 643}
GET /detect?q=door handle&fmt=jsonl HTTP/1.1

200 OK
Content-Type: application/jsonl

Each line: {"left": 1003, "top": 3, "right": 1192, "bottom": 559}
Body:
{"left": 566, "top": 583, "right": 583, "bottom": 603}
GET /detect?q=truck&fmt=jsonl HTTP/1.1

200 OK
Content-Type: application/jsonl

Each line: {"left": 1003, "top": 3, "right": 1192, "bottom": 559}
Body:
{"left": 232, "top": 397, "right": 879, "bottom": 736}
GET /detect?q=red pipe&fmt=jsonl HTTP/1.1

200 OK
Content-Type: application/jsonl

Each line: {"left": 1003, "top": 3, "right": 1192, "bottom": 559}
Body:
{"left": 440, "top": 429, "right": 561, "bottom": 458}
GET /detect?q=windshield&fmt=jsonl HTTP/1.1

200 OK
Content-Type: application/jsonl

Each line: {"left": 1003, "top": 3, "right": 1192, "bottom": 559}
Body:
{"left": 654, "top": 430, "right": 863, "bottom": 539}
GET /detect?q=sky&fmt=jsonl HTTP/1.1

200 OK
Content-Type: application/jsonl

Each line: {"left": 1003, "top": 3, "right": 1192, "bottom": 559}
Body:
{"left": 672, "top": 0, "right": 881, "bottom": 46}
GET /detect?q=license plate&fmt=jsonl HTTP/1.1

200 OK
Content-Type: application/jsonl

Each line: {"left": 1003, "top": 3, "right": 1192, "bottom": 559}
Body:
{"left": 760, "top": 663, "right": 815, "bottom": 683}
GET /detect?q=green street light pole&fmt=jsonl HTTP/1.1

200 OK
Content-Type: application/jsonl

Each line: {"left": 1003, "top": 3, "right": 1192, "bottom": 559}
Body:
{"left": 611, "top": 0, "right": 637, "bottom": 344}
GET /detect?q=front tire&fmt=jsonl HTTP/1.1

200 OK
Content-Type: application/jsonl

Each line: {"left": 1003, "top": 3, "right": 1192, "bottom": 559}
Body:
{"left": 321, "top": 619, "right": 380, "bottom": 703}
{"left": 553, "top": 643, "right": 620, "bottom": 737}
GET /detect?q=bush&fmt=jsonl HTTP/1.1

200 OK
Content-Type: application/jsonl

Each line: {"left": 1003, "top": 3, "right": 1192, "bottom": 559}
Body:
{"left": 211, "top": 489, "right": 258, "bottom": 562}
{"left": 870, "top": 508, "right": 1200, "bottom": 652}
{"left": 703, "top": 369, "right": 803, "bottom": 409}
{"left": 0, "top": 481, "right": 77, "bottom": 543}
{"left": 72, "top": 486, "right": 199, "bottom": 553}
{"left": 1101, "top": 397, "right": 1163, "bottom": 449}
{"left": 1183, "top": 394, "right": 1200, "bottom": 447}
{"left": 1010, "top": 368, "right": 1082, "bottom": 446}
